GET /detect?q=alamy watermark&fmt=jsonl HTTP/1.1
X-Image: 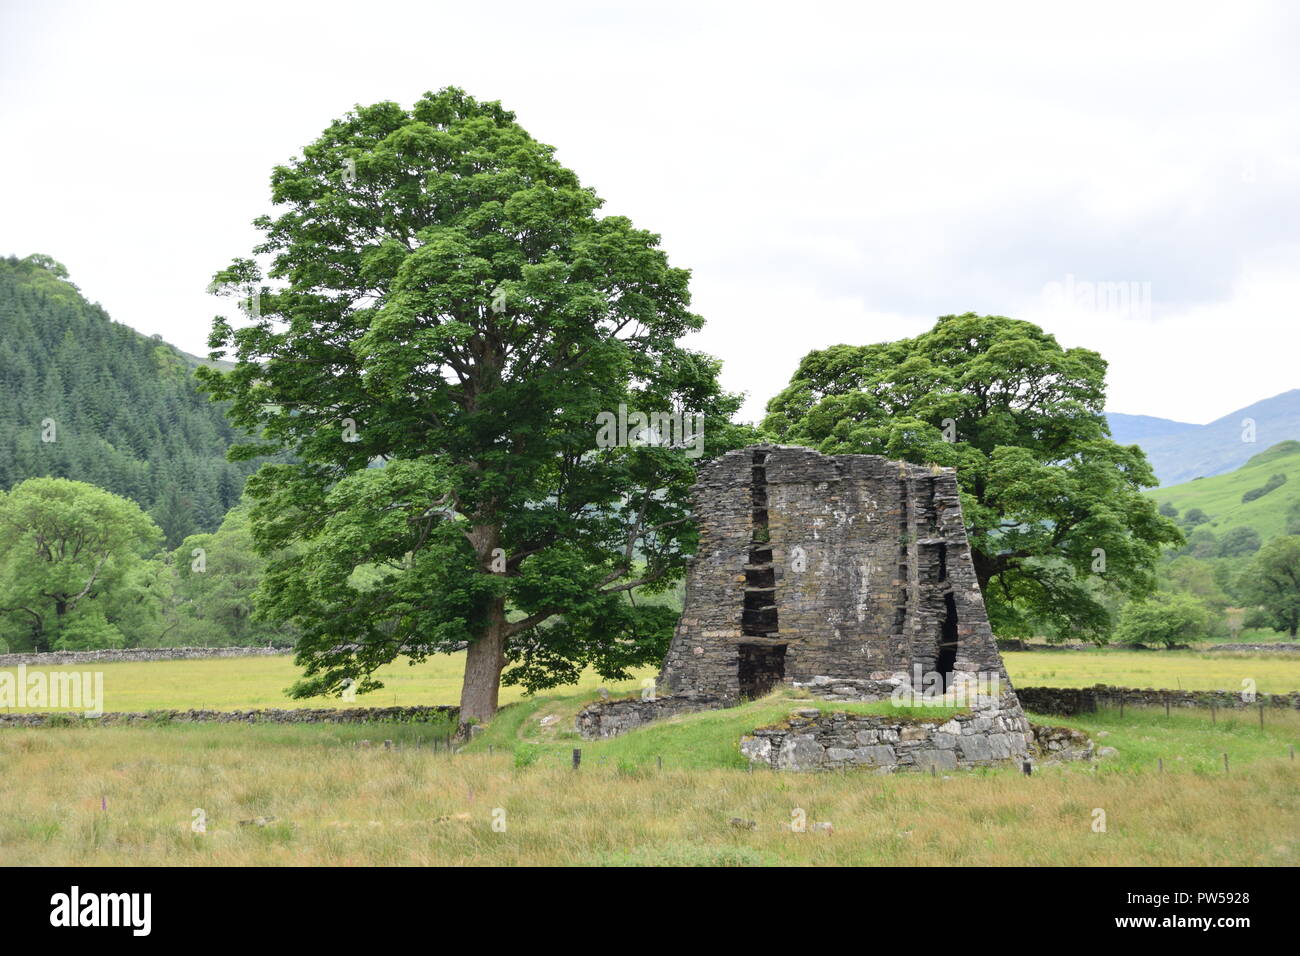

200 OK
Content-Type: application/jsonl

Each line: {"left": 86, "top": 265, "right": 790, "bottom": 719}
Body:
{"left": 890, "top": 666, "right": 1001, "bottom": 706}
{"left": 595, "top": 403, "right": 705, "bottom": 459}
{"left": 1042, "top": 274, "right": 1151, "bottom": 321}
{"left": 49, "top": 886, "right": 150, "bottom": 936}
{"left": 0, "top": 665, "right": 104, "bottom": 717}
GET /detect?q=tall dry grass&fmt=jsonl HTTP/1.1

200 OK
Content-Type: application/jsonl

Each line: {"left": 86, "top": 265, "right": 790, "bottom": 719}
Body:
{"left": 1, "top": 723, "right": 1294, "bottom": 865}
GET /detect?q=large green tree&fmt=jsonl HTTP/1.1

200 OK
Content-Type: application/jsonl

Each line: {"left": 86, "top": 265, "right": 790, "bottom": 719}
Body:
{"left": 763, "top": 313, "right": 1181, "bottom": 641}
{"left": 0, "top": 477, "right": 163, "bottom": 651}
{"left": 168, "top": 503, "right": 297, "bottom": 647}
{"left": 1239, "top": 536, "right": 1300, "bottom": 637}
{"left": 200, "top": 88, "right": 745, "bottom": 723}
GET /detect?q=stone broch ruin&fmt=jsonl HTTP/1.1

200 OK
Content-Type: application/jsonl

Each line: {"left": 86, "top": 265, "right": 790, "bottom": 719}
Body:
{"left": 580, "top": 444, "right": 1033, "bottom": 771}
{"left": 661, "top": 444, "right": 1006, "bottom": 698}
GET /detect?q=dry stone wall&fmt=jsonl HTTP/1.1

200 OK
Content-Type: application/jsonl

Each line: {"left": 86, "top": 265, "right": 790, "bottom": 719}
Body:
{"left": 575, "top": 695, "right": 728, "bottom": 739}
{"left": 1017, "top": 684, "right": 1300, "bottom": 715}
{"left": 0, "top": 705, "right": 457, "bottom": 729}
{"left": 0, "top": 646, "right": 290, "bottom": 667}
{"left": 740, "top": 703, "right": 1031, "bottom": 773}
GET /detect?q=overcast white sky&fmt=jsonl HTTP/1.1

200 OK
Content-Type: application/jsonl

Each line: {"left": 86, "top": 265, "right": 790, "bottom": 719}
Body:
{"left": 2, "top": 0, "right": 1297, "bottom": 424}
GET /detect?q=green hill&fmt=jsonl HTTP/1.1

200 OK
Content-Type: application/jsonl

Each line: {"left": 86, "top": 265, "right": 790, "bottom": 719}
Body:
{"left": 1149, "top": 440, "right": 1300, "bottom": 541}
{"left": 0, "top": 253, "right": 265, "bottom": 545}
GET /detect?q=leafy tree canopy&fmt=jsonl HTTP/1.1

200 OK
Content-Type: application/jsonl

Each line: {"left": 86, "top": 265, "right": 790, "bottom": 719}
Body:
{"left": 762, "top": 313, "right": 1182, "bottom": 641}
{"left": 0, "top": 477, "right": 162, "bottom": 651}
{"left": 1114, "top": 591, "right": 1212, "bottom": 647}
{"left": 1217, "top": 525, "right": 1262, "bottom": 558}
{"left": 169, "top": 502, "right": 297, "bottom": 647}
{"left": 200, "top": 88, "right": 749, "bottom": 722}
{"left": 1239, "top": 535, "right": 1300, "bottom": 638}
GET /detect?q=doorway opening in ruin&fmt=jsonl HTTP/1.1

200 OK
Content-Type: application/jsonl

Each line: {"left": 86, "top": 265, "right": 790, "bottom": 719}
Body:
{"left": 738, "top": 643, "right": 786, "bottom": 699}
{"left": 936, "top": 592, "right": 959, "bottom": 690}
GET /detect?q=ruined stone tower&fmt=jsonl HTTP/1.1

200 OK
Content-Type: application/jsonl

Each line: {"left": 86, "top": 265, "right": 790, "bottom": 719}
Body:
{"left": 660, "top": 445, "right": 1018, "bottom": 706}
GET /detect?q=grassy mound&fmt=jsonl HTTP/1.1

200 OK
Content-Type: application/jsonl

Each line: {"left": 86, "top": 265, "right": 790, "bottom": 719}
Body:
{"left": 461, "top": 690, "right": 967, "bottom": 771}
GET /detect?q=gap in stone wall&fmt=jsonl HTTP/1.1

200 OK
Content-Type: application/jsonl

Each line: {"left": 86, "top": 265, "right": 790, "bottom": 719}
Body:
{"left": 739, "top": 449, "right": 785, "bottom": 696}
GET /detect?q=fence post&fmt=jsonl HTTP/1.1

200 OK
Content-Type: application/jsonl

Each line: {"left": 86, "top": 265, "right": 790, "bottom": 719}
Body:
{"left": 1223, "top": 752, "right": 1229, "bottom": 773}
{"left": 572, "top": 748, "right": 582, "bottom": 770}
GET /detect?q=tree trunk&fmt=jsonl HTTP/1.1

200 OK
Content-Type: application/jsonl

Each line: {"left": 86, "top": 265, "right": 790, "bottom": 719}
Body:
{"left": 459, "top": 595, "right": 507, "bottom": 728}
{"left": 971, "top": 548, "right": 994, "bottom": 596}
{"left": 34, "top": 598, "right": 69, "bottom": 654}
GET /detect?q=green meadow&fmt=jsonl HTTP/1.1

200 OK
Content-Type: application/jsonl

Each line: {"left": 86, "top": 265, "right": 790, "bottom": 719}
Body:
{"left": 3, "top": 648, "right": 1297, "bottom": 865}
{"left": 3, "top": 648, "right": 1298, "bottom": 714}
{"left": 0, "top": 696, "right": 1294, "bottom": 866}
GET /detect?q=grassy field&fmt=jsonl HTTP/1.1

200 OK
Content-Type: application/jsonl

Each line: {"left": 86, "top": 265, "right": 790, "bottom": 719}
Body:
{"left": 1000, "top": 649, "right": 1300, "bottom": 692}
{"left": 4, "top": 648, "right": 1299, "bottom": 714}
{"left": 4, "top": 647, "right": 1297, "bottom": 865}
{"left": 0, "top": 652, "right": 646, "bottom": 713}
{"left": 1, "top": 698, "right": 1295, "bottom": 865}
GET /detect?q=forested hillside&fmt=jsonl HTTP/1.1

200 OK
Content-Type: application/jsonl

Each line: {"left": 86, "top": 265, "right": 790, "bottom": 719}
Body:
{"left": 0, "top": 254, "right": 261, "bottom": 545}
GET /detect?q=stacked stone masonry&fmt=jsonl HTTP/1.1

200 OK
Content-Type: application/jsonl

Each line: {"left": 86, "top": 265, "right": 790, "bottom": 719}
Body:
{"left": 740, "top": 704, "right": 1032, "bottom": 773}
{"left": 574, "top": 695, "right": 728, "bottom": 739}
{"left": 1017, "top": 684, "right": 1300, "bottom": 715}
{"left": 0, "top": 705, "right": 458, "bottom": 729}
{"left": 0, "top": 646, "right": 291, "bottom": 667}
{"left": 660, "top": 446, "right": 1018, "bottom": 706}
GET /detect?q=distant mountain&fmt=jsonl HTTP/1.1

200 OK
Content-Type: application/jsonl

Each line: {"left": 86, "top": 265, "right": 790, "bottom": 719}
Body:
{"left": 0, "top": 254, "right": 265, "bottom": 546}
{"left": 1106, "top": 390, "right": 1300, "bottom": 487}
{"left": 1148, "top": 440, "right": 1300, "bottom": 542}
{"left": 1105, "top": 412, "right": 1201, "bottom": 444}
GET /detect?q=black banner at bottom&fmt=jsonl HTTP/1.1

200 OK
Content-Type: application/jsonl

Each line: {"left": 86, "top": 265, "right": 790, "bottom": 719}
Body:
{"left": 0, "top": 866, "right": 1282, "bottom": 940}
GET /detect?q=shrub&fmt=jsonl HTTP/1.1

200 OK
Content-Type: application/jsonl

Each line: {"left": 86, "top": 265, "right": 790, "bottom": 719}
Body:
{"left": 1241, "top": 472, "right": 1287, "bottom": 504}
{"left": 513, "top": 744, "right": 542, "bottom": 768}
{"left": 1183, "top": 527, "right": 1218, "bottom": 559}
{"left": 1115, "top": 592, "right": 1212, "bottom": 647}
{"left": 1218, "top": 526, "right": 1262, "bottom": 558}
{"left": 51, "top": 612, "right": 126, "bottom": 651}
